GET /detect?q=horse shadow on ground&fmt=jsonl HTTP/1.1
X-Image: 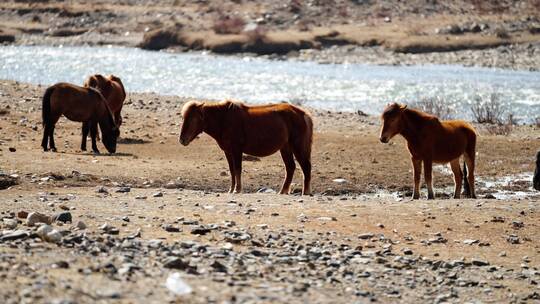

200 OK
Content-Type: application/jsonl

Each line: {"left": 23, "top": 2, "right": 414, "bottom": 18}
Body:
{"left": 56, "top": 151, "right": 135, "bottom": 157}
{"left": 117, "top": 137, "right": 151, "bottom": 145}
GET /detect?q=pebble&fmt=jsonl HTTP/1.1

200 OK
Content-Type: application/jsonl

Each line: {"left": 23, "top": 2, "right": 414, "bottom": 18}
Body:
{"left": 52, "top": 212, "right": 72, "bottom": 223}
{"left": 26, "top": 212, "right": 51, "bottom": 226}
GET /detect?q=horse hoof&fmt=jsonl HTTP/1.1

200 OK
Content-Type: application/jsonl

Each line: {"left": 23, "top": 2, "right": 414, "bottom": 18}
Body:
{"left": 93, "top": 150, "right": 101, "bottom": 154}
{"left": 51, "top": 148, "right": 57, "bottom": 152}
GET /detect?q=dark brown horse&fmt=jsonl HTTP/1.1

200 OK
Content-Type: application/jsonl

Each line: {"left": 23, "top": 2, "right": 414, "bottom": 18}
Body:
{"left": 379, "top": 103, "right": 477, "bottom": 199}
{"left": 82, "top": 74, "right": 126, "bottom": 151}
{"left": 534, "top": 151, "right": 540, "bottom": 191}
{"left": 41, "top": 82, "right": 119, "bottom": 154}
{"left": 179, "top": 100, "right": 313, "bottom": 195}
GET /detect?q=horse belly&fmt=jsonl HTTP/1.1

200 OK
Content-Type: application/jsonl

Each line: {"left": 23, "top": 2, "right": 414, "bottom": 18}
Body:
{"left": 242, "top": 120, "right": 288, "bottom": 157}
{"left": 432, "top": 132, "right": 467, "bottom": 163}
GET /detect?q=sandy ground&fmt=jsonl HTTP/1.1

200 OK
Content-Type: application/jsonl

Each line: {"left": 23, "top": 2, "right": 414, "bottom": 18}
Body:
{"left": 0, "top": 79, "right": 539, "bottom": 303}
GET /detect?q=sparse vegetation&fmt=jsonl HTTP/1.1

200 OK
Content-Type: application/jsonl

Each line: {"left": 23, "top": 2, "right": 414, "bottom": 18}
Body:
{"left": 471, "top": 94, "right": 508, "bottom": 125}
{"left": 409, "top": 96, "right": 453, "bottom": 120}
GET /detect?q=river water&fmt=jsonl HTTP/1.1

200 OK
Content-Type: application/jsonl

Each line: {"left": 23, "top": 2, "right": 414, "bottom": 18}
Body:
{"left": 1, "top": 45, "right": 539, "bottom": 121}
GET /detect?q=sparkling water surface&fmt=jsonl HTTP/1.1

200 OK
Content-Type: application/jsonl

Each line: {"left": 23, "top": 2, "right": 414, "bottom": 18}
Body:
{"left": 1, "top": 45, "right": 539, "bottom": 121}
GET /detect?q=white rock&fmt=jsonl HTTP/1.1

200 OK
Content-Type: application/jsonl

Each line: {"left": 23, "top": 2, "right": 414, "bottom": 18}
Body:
{"left": 166, "top": 272, "right": 192, "bottom": 296}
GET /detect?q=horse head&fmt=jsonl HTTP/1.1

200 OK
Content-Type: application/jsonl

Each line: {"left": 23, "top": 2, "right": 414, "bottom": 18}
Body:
{"left": 92, "top": 88, "right": 119, "bottom": 153}
{"left": 85, "top": 74, "right": 112, "bottom": 98}
{"left": 179, "top": 101, "right": 204, "bottom": 146}
{"left": 380, "top": 102, "right": 407, "bottom": 143}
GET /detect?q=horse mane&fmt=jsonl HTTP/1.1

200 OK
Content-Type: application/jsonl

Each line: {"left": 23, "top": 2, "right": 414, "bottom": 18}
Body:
{"left": 88, "top": 87, "right": 117, "bottom": 127}
{"left": 181, "top": 100, "right": 203, "bottom": 117}
{"left": 108, "top": 75, "right": 126, "bottom": 99}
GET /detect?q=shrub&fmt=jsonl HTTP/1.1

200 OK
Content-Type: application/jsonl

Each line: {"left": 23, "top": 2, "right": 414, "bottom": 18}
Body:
{"left": 409, "top": 96, "right": 453, "bottom": 120}
{"left": 213, "top": 15, "right": 245, "bottom": 35}
{"left": 471, "top": 94, "right": 507, "bottom": 124}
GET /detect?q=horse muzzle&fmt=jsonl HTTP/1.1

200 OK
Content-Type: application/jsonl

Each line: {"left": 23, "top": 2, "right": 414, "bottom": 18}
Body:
{"left": 379, "top": 136, "right": 389, "bottom": 143}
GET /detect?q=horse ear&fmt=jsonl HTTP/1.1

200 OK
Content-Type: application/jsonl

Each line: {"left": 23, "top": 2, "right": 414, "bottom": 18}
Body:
{"left": 400, "top": 104, "right": 408, "bottom": 110}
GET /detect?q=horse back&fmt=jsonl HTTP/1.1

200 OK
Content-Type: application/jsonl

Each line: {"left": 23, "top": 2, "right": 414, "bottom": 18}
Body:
{"left": 48, "top": 83, "right": 108, "bottom": 122}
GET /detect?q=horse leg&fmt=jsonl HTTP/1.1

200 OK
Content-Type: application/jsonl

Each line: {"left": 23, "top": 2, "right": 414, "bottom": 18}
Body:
{"left": 279, "top": 146, "right": 296, "bottom": 194}
{"left": 41, "top": 124, "right": 50, "bottom": 151}
{"left": 412, "top": 158, "right": 422, "bottom": 199}
{"left": 81, "top": 122, "right": 89, "bottom": 151}
{"left": 232, "top": 150, "right": 243, "bottom": 193}
{"left": 423, "top": 159, "right": 434, "bottom": 199}
{"left": 450, "top": 158, "right": 462, "bottom": 199}
{"left": 90, "top": 122, "right": 100, "bottom": 154}
{"left": 464, "top": 153, "right": 476, "bottom": 199}
{"left": 225, "top": 152, "right": 236, "bottom": 193}
{"left": 115, "top": 111, "right": 122, "bottom": 127}
{"left": 48, "top": 125, "right": 57, "bottom": 152}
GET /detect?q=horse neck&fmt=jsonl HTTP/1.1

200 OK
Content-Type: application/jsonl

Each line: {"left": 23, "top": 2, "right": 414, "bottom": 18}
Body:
{"left": 200, "top": 103, "right": 226, "bottom": 139}
{"left": 399, "top": 109, "right": 427, "bottom": 143}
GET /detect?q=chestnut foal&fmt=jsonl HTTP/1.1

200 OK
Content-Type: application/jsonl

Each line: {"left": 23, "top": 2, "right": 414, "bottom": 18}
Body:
{"left": 179, "top": 100, "right": 313, "bottom": 195}
{"left": 379, "top": 103, "right": 477, "bottom": 199}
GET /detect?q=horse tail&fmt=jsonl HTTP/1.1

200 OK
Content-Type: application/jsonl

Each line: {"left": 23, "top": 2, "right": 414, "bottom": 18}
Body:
{"left": 42, "top": 86, "right": 55, "bottom": 126}
{"left": 462, "top": 160, "right": 470, "bottom": 197}
{"left": 303, "top": 112, "right": 313, "bottom": 159}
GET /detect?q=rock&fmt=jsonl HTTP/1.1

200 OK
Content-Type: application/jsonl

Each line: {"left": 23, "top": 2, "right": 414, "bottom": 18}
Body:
{"left": 26, "top": 212, "right": 51, "bottom": 226}
{"left": 2, "top": 218, "right": 18, "bottom": 229}
{"left": 8, "top": 147, "right": 16, "bottom": 152}
{"left": 358, "top": 233, "right": 374, "bottom": 239}
{"left": 402, "top": 248, "right": 413, "bottom": 255}
{"left": 166, "top": 272, "right": 192, "bottom": 296}
{"left": 471, "top": 259, "right": 489, "bottom": 266}
{"left": 317, "top": 216, "right": 337, "bottom": 221}
{"left": 332, "top": 178, "right": 347, "bottom": 183}
{"left": 512, "top": 220, "right": 524, "bottom": 229}
{"left": 76, "top": 221, "right": 87, "bottom": 230}
{"left": 116, "top": 187, "right": 131, "bottom": 193}
{"left": 51, "top": 261, "right": 70, "bottom": 269}
{"left": 152, "top": 191, "right": 163, "bottom": 197}
{"left": 190, "top": 226, "right": 211, "bottom": 235}
{"left": 100, "top": 223, "right": 120, "bottom": 235}
{"left": 52, "top": 212, "right": 72, "bottom": 223}
{"left": 162, "top": 257, "right": 190, "bottom": 270}
{"left": 463, "top": 239, "right": 479, "bottom": 245}
{"left": 17, "top": 211, "right": 28, "bottom": 219}
{"left": 506, "top": 234, "right": 520, "bottom": 244}
{"left": 163, "top": 225, "right": 181, "bottom": 232}
{"left": 0, "top": 229, "right": 30, "bottom": 241}
{"left": 96, "top": 186, "right": 108, "bottom": 194}
{"left": 0, "top": 33, "right": 15, "bottom": 44}
{"left": 37, "top": 224, "right": 62, "bottom": 243}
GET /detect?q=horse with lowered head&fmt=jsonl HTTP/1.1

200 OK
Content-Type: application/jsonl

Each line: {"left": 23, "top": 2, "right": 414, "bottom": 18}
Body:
{"left": 41, "top": 82, "right": 119, "bottom": 154}
{"left": 379, "top": 103, "right": 477, "bottom": 199}
{"left": 82, "top": 74, "right": 126, "bottom": 151}
{"left": 179, "top": 100, "right": 313, "bottom": 195}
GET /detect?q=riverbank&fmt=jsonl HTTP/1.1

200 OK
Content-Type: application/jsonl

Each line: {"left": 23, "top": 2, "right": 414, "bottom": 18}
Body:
{"left": 1, "top": 79, "right": 539, "bottom": 303}
{"left": 1, "top": 0, "right": 540, "bottom": 70}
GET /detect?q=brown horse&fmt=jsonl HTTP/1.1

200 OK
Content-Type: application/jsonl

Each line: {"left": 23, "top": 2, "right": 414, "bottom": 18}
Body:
{"left": 379, "top": 103, "right": 477, "bottom": 199}
{"left": 82, "top": 74, "right": 126, "bottom": 151}
{"left": 179, "top": 100, "right": 313, "bottom": 195}
{"left": 41, "top": 82, "right": 119, "bottom": 154}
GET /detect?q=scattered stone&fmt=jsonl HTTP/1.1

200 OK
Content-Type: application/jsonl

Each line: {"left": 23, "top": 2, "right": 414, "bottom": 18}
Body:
{"left": 116, "top": 187, "right": 131, "bottom": 193}
{"left": 26, "top": 212, "right": 51, "bottom": 226}
{"left": 163, "top": 224, "right": 181, "bottom": 232}
{"left": 471, "top": 259, "right": 490, "bottom": 267}
{"left": 191, "top": 226, "right": 211, "bottom": 235}
{"left": 358, "top": 233, "right": 374, "bottom": 239}
{"left": 52, "top": 212, "right": 72, "bottom": 223}
{"left": 100, "top": 223, "right": 120, "bottom": 235}
{"left": 506, "top": 234, "right": 520, "bottom": 244}
{"left": 0, "top": 229, "right": 30, "bottom": 241}
{"left": 76, "top": 221, "right": 87, "bottom": 230}
{"left": 96, "top": 186, "right": 109, "bottom": 194}
{"left": 162, "top": 257, "right": 190, "bottom": 270}
{"left": 2, "top": 218, "right": 18, "bottom": 229}
{"left": 17, "top": 210, "right": 28, "bottom": 219}
{"left": 463, "top": 239, "right": 479, "bottom": 245}
{"left": 152, "top": 191, "right": 163, "bottom": 197}
{"left": 166, "top": 272, "right": 192, "bottom": 296}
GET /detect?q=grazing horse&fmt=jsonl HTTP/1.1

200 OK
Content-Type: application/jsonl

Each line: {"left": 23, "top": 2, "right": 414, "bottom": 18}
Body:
{"left": 379, "top": 103, "right": 477, "bottom": 199}
{"left": 82, "top": 74, "right": 126, "bottom": 151}
{"left": 534, "top": 151, "right": 540, "bottom": 191}
{"left": 41, "top": 82, "right": 119, "bottom": 154}
{"left": 179, "top": 100, "right": 313, "bottom": 195}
